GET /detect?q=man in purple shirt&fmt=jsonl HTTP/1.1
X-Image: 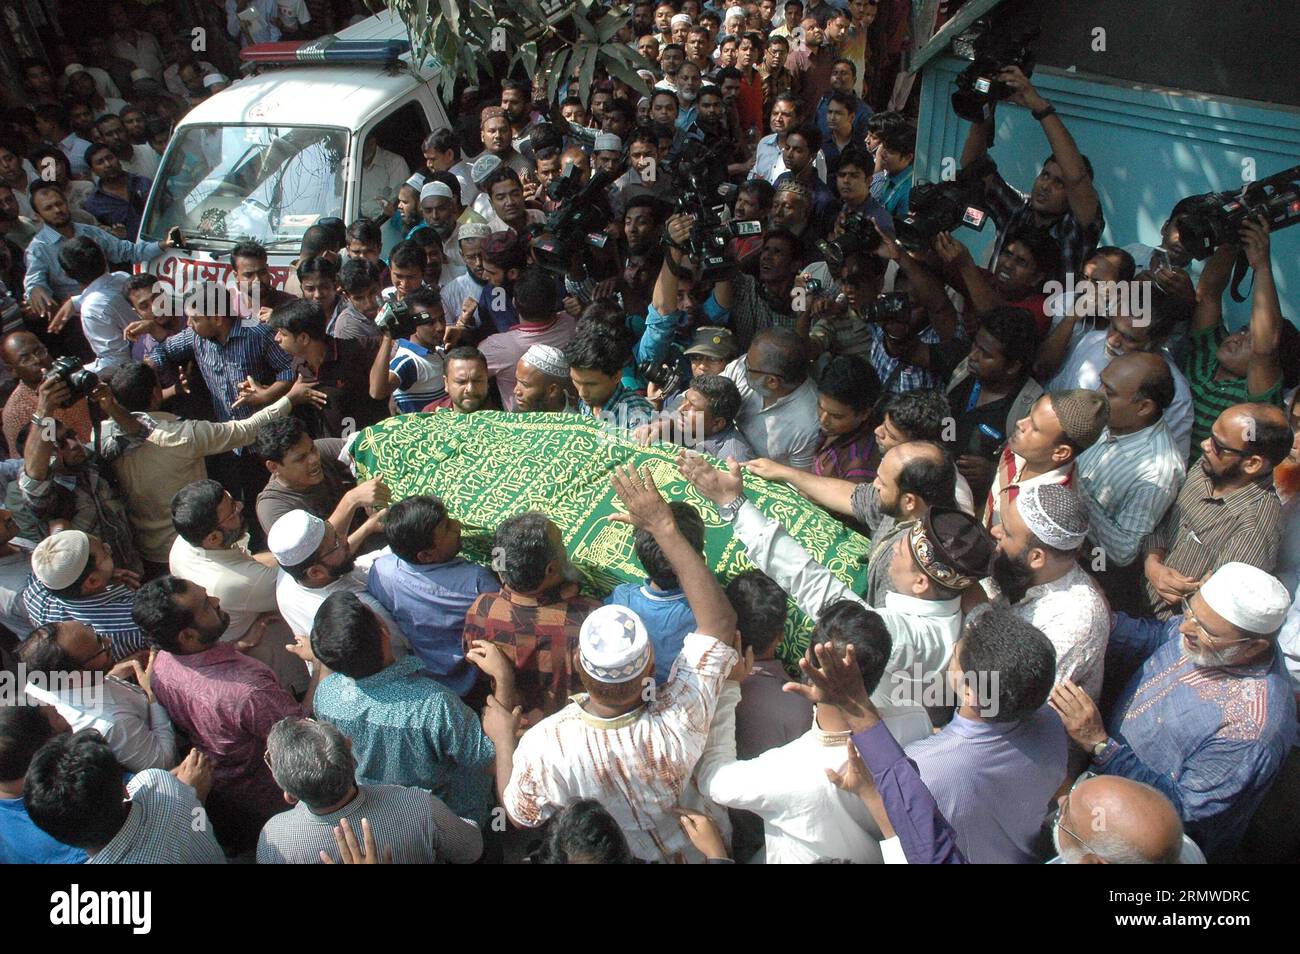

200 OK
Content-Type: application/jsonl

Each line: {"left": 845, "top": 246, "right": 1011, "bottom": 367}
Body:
{"left": 133, "top": 574, "right": 309, "bottom": 852}
{"left": 902, "top": 608, "right": 1066, "bottom": 863}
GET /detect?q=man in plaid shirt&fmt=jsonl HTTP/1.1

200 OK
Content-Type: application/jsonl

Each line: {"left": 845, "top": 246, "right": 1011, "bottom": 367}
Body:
{"left": 959, "top": 66, "right": 1104, "bottom": 277}
{"left": 462, "top": 512, "right": 601, "bottom": 720}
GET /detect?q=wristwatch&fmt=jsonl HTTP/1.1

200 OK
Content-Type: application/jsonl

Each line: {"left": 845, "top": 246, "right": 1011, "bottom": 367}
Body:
{"left": 1091, "top": 737, "right": 1110, "bottom": 760}
{"left": 717, "top": 494, "right": 746, "bottom": 522}
{"left": 1032, "top": 103, "right": 1057, "bottom": 121}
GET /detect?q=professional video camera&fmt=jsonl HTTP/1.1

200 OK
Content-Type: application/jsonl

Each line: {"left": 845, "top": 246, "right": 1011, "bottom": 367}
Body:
{"left": 43, "top": 356, "right": 99, "bottom": 407}
{"left": 530, "top": 164, "right": 617, "bottom": 275}
{"left": 1172, "top": 164, "right": 1300, "bottom": 261}
{"left": 818, "top": 210, "right": 882, "bottom": 267}
{"left": 893, "top": 155, "right": 994, "bottom": 252}
{"left": 950, "top": 17, "right": 1040, "bottom": 124}
{"left": 664, "top": 139, "right": 762, "bottom": 281}
{"left": 375, "top": 298, "right": 438, "bottom": 339}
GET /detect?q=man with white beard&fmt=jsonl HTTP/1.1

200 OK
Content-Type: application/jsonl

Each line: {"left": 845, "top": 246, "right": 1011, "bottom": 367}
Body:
{"left": 1049, "top": 561, "right": 1296, "bottom": 862}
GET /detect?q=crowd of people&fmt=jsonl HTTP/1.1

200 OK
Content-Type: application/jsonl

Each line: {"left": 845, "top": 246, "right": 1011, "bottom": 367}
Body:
{"left": 0, "top": 0, "right": 1298, "bottom": 865}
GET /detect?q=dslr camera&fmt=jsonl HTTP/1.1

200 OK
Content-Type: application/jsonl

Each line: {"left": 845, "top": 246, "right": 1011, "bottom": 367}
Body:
{"left": 43, "top": 356, "right": 99, "bottom": 406}
{"left": 375, "top": 299, "right": 435, "bottom": 339}
{"left": 637, "top": 358, "right": 684, "bottom": 397}
{"left": 893, "top": 155, "right": 994, "bottom": 252}
{"left": 865, "top": 291, "right": 911, "bottom": 325}
{"left": 1172, "top": 163, "right": 1300, "bottom": 261}
{"left": 818, "top": 211, "right": 882, "bottom": 267}
{"left": 950, "top": 17, "right": 1040, "bottom": 124}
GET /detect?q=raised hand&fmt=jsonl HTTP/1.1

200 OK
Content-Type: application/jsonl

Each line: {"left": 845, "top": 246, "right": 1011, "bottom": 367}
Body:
{"left": 676, "top": 451, "right": 744, "bottom": 506}
{"left": 608, "top": 462, "right": 675, "bottom": 533}
{"left": 783, "top": 641, "right": 877, "bottom": 730}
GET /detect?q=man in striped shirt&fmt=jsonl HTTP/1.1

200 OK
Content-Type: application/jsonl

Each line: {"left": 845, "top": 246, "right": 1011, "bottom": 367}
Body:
{"left": 1142, "top": 403, "right": 1290, "bottom": 621}
{"left": 368, "top": 288, "right": 448, "bottom": 414}
{"left": 1077, "top": 353, "right": 1186, "bottom": 613}
{"left": 147, "top": 282, "right": 297, "bottom": 424}
{"left": 1182, "top": 218, "right": 1287, "bottom": 454}
{"left": 24, "top": 530, "right": 148, "bottom": 660}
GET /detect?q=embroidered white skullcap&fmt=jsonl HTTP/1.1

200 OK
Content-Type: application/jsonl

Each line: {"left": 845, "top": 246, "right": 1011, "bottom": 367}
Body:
{"left": 457, "top": 221, "right": 491, "bottom": 241}
{"left": 64, "top": 63, "right": 87, "bottom": 77}
{"left": 671, "top": 13, "right": 692, "bottom": 25}
{"left": 579, "top": 605, "right": 652, "bottom": 683}
{"left": 31, "top": 530, "right": 91, "bottom": 591}
{"left": 202, "top": 73, "right": 229, "bottom": 89}
{"left": 419, "top": 180, "right": 453, "bottom": 202}
{"left": 1016, "top": 482, "right": 1088, "bottom": 551}
{"left": 470, "top": 152, "right": 502, "bottom": 184}
{"left": 268, "top": 509, "right": 327, "bottom": 568}
{"left": 522, "top": 343, "right": 569, "bottom": 379}
{"left": 593, "top": 133, "right": 623, "bottom": 153}
{"left": 725, "top": 6, "right": 745, "bottom": 20}
{"left": 1199, "top": 563, "right": 1291, "bottom": 636}
{"left": 637, "top": 96, "right": 651, "bottom": 109}
{"left": 637, "top": 69, "right": 656, "bottom": 84}
{"left": 404, "top": 172, "right": 427, "bottom": 192}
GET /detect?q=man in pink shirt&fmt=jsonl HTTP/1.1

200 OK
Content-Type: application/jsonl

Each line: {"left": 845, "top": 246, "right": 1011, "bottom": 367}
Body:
{"left": 133, "top": 574, "right": 309, "bottom": 853}
{"left": 477, "top": 267, "right": 575, "bottom": 410}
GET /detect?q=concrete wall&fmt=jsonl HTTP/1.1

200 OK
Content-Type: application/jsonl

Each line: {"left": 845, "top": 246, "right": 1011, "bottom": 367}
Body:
{"left": 915, "top": 55, "right": 1300, "bottom": 329}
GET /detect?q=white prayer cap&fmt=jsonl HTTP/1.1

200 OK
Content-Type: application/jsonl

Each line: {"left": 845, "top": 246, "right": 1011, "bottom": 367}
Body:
{"left": 637, "top": 69, "right": 655, "bottom": 84}
{"left": 268, "top": 510, "right": 326, "bottom": 568}
{"left": 130, "top": 68, "right": 153, "bottom": 82}
{"left": 593, "top": 133, "right": 623, "bottom": 153}
{"left": 457, "top": 221, "right": 491, "bottom": 242}
{"left": 725, "top": 6, "right": 745, "bottom": 20}
{"left": 671, "top": 13, "right": 692, "bottom": 25}
{"left": 31, "top": 530, "right": 91, "bottom": 591}
{"left": 419, "top": 180, "right": 453, "bottom": 202}
{"left": 404, "top": 172, "right": 427, "bottom": 192}
{"left": 1198, "top": 563, "right": 1291, "bottom": 636}
{"left": 64, "top": 63, "right": 87, "bottom": 77}
{"left": 579, "top": 605, "right": 652, "bottom": 683}
{"left": 203, "top": 73, "right": 229, "bottom": 89}
{"left": 471, "top": 152, "right": 502, "bottom": 184}
{"left": 522, "top": 344, "right": 569, "bottom": 379}
{"left": 1016, "top": 482, "right": 1088, "bottom": 551}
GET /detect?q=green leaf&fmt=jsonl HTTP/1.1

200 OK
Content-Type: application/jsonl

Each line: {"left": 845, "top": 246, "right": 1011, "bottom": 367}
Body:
{"left": 596, "top": 12, "right": 624, "bottom": 43}
{"left": 546, "top": 47, "right": 571, "bottom": 104}
{"left": 435, "top": 0, "right": 458, "bottom": 35}
{"left": 571, "top": 9, "right": 598, "bottom": 42}
{"left": 577, "top": 43, "right": 598, "bottom": 105}
{"left": 600, "top": 49, "right": 651, "bottom": 99}
{"left": 519, "top": 39, "right": 539, "bottom": 79}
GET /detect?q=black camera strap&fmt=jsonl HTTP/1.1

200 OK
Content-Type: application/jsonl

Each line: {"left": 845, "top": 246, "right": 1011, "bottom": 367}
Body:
{"left": 1229, "top": 248, "right": 1254, "bottom": 304}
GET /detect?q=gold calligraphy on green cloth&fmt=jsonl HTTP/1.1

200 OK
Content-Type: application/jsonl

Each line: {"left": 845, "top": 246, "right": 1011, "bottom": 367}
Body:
{"left": 350, "top": 411, "right": 870, "bottom": 672}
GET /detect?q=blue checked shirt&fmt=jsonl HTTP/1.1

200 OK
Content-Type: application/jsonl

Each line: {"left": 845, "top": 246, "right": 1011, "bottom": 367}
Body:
{"left": 865, "top": 323, "right": 947, "bottom": 394}
{"left": 24, "top": 222, "right": 161, "bottom": 300}
{"left": 150, "top": 322, "right": 295, "bottom": 423}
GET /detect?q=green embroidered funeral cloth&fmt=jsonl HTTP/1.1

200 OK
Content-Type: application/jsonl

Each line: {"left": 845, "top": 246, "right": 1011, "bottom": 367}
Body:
{"left": 350, "top": 411, "right": 870, "bottom": 671}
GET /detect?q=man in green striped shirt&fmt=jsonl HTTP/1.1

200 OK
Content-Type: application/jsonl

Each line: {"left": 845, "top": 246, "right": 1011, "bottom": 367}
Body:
{"left": 1182, "top": 216, "right": 1289, "bottom": 454}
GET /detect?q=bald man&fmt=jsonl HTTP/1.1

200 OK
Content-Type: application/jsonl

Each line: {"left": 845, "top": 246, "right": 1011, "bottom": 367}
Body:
{"left": 1052, "top": 776, "right": 1192, "bottom": 864}
{"left": 1077, "top": 352, "right": 1187, "bottom": 614}
{"left": 1, "top": 331, "right": 93, "bottom": 458}
{"left": 1142, "top": 402, "right": 1290, "bottom": 620}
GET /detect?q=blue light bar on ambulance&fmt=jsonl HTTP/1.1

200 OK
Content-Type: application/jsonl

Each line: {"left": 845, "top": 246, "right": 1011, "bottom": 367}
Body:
{"left": 240, "top": 36, "right": 411, "bottom": 65}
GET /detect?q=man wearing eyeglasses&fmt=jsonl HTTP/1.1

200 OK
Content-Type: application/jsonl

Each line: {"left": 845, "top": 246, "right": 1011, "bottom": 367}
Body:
{"left": 1050, "top": 775, "right": 1198, "bottom": 864}
{"left": 1141, "top": 403, "right": 1290, "bottom": 621}
{"left": 1050, "top": 561, "right": 1296, "bottom": 863}
{"left": 19, "top": 620, "right": 177, "bottom": 772}
{"left": 722, "top": 328, "right": 821, "bottom": 469}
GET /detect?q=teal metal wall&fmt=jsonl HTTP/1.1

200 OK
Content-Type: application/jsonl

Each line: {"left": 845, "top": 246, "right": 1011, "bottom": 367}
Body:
{"left": 915, "top": 55, "right": 1300, "bottom": 330}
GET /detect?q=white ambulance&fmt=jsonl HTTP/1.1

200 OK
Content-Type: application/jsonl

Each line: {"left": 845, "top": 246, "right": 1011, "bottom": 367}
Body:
{"left": 136, "top": 11, "right": 451, "bottom": 292}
